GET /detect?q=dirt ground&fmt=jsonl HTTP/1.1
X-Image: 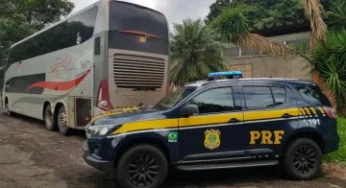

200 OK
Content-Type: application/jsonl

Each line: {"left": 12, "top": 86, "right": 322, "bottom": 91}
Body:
{"left": 1, "top": 112, "right": 346, "bottom": 188}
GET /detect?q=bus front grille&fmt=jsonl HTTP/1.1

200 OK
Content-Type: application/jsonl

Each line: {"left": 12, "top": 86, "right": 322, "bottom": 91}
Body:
{"left": 113, "top": 54, "right": 165, "bottom": 89}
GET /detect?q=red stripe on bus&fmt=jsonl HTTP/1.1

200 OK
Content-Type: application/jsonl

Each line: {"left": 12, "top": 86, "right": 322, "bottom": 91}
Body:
{"left": 25, "top": 69, "right": 91, "bottom": 91}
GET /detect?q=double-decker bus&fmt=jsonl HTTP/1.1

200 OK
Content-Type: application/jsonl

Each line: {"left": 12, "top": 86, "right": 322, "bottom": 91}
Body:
{"left": 1, "top": 0, "right": 169, "bottom": 135}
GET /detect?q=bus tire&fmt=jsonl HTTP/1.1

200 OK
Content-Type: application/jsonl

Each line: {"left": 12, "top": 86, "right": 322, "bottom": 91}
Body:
{"left": 116, "top": 144, "right": 168, "bottom": 188}
{"left": 44, "top": 104, "right": 57, "bottom": 131}
{"left": 4, "top": 99, "right": 11, "bottom": 116}
{"left": 57, "top": 105, "right": 70, "bottom": 136}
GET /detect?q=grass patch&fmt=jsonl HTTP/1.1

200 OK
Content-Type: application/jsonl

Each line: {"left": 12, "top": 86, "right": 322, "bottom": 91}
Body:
{"left": 324, "top": 117, "right": 346, "bottom": 166}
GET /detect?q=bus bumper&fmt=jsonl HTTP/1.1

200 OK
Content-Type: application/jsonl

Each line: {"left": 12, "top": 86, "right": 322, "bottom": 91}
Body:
{"left": 82, "top": 141, "right": 113, "bottom": 173}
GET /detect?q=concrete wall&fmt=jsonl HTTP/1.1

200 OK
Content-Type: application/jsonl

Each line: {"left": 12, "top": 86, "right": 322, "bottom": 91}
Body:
{"left": 224, "top": 55, "right": 312, "bottom": 80}
{"left": 222, "top": 31, "right": 312, "bottom": 80}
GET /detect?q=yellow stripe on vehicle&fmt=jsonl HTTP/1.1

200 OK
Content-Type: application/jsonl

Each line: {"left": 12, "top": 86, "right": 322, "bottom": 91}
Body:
{"left": 90, "top": 112, "right": 124, "bottom": 123}
{"left": 310, "top": 107, "right": 317, "bottom": 115}
{"left": 90, "top": 108, "right": 141, "bottom": 123}
{"left": 179, "top": 112, "right": 244, "bottom": 127}
{"left": 304, "top": 107, "right": 311, "bottom": 115}
{"left": 244, "top": 108, "right": 300, "bottom": 121}
{"left": 318, "top": 106, "right": 325, "bottom": 114}
{"left": 112, "top": 119, "right": 178, "bottom": 135}
{"left": 110, "top": 108, "right": 300, "bottom": 135}
{"left": 300, "top": 108, "right": 306, "bottom": 115}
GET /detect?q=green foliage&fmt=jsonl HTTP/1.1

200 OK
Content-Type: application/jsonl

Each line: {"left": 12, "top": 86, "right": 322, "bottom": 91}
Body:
{"left": 211, "top": 6, "right": 250, "bottom": 43}
{"left": 324, "top": 117, "right": 346, "bottom": 166}
{"left": 311, "top": 30, "right": 346, "bottom": 114}
{"left": 170, "top": 19, "right": 226, "bottom": 86}
{"left": 0, "top": 0, "right": 74, "bottom": 66}
{"left": 327, "top": 0, "right": 346, "bottom": 31}
{"left": 254, "top": 0, "right": 305, "bottom": 30}
{"left": 207, "top": 0, "right": 335, "bottom": 31}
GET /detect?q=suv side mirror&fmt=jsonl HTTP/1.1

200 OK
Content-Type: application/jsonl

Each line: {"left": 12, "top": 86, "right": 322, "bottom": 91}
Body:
{"left": 180, "top": 104, "right": 199, "bottom": 118}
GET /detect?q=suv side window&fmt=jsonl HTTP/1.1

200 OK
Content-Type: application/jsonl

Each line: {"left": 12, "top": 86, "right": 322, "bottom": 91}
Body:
{"left": 188, "top": 87, "right": 235, "bottom": 114}
{"left": 272, "top": 87, "right": 287, "bottom": 104}
{"left": 243, "top": 86, "right": 287, "bottom": 109}
{"left": 297, "top": 85, "right": 331, "bottom": 106}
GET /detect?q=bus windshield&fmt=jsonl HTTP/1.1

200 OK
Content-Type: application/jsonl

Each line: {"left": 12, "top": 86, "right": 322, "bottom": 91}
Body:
{"left": 154, "top": 87, "right": 197, "bottom": 111}
{"left": 109, "top": 2, "right": 169, "bottom": 55}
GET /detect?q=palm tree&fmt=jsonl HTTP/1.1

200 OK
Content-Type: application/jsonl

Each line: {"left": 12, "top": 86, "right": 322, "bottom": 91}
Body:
{"left": 170, "top": 19, "right": 226, "bottom": 87}
{"left": 211, "top": 0, "right": 346, "bottom": 113}
{"left": 301, "top": 0, "right": 327, "bottom": 48}
{"left": 297, "top": 0, "right": 346, "bottom": 114}
{"left": 211, "top": 6, "right": 291, "bottom": 58}
{"left": 211, "top": 0, "right": 328, "bottom": 54}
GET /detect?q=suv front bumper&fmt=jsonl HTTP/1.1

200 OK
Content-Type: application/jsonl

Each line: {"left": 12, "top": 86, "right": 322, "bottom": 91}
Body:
{"left": 82, "top": 140, "right": 113, "bottom": 173}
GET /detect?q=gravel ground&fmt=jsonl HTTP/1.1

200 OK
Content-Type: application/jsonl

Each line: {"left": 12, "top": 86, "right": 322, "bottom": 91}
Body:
{"left": 0, "top": 112, "right": 346, "bottom": 188}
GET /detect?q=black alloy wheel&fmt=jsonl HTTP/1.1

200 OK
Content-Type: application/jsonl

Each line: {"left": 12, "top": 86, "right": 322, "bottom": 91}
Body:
{"left": 117, "top": 144, "right": 168, "bottom": 188}
{"left": 292, "top": 145, "right": 317, "bottom": 174}
{"left": 128, "top": 154, "right": 159, "bottom": 187}
{"left": 282, "top": 138, "right": 322, "bottom": 180}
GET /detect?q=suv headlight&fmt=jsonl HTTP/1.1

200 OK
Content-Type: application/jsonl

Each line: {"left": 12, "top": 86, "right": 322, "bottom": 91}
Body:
{"left": 86, "top": 124, "right": 122, "bottom": 138}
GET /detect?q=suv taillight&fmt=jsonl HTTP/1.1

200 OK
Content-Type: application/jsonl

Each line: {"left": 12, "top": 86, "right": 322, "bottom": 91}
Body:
{"left": 97, "top": 80, "right": 113, "bottom": 111}
{"left": 323, "top": 107, "right": 336, "bottom": 119}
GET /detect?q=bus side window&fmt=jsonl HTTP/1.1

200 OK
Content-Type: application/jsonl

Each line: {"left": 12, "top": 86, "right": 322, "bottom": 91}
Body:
{"left": 94, "top": 37, "right": 101, "bottom": 55}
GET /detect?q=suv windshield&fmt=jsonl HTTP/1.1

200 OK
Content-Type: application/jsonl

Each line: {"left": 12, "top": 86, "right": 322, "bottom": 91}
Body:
{"left": 154, "top": 86, "right": 197, "bottom": 110}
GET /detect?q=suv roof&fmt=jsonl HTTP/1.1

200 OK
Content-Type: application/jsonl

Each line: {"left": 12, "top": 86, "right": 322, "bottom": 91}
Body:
{"left": 185, "top": 77, "right": 315, "bottom": 88}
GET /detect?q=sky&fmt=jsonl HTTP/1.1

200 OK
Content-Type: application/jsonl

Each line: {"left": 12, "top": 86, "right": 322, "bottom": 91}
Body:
{"left": 69, "top": 0, "right": 215, "bottom": 31}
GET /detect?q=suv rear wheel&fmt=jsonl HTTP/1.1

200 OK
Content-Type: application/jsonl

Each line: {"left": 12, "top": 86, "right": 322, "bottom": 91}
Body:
{"left": 282, "top": 138, "right": 322, "bottom": 180}
{"left": 117, "top": 144, "right": 168, "bottom": 188}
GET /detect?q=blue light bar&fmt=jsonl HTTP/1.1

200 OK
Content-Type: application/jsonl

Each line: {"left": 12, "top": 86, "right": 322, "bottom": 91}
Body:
{"left": 208, "top": 71, "right": 243, "bottom": 78}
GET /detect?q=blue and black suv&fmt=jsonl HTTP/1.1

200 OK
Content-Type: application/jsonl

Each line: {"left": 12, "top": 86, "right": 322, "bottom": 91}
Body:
{"left": 83, "top": 73, "right": 339, "bottom": 188}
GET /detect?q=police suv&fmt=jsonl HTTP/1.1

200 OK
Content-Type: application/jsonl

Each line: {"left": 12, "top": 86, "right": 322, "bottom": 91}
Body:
{"left": 83, "top": 72, "right": 339, "bottom": 188}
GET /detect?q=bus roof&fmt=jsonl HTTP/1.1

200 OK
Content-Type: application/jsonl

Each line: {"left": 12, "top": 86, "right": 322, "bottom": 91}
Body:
{"left": 11, "top": 2, "right": 99, "bottom": 48}
{"left": 11, "top": 0, "right": 166, "bottom": 49}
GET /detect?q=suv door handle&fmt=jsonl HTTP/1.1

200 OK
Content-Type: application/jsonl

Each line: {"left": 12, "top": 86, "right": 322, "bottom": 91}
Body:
{"left": 229, "top": 118, "right": 240, "bottom": 123}
{"left": 282, "top": 113, "right": 293, "bottom": 118}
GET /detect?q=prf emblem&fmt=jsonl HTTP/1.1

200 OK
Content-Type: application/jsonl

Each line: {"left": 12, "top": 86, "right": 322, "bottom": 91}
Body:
{"left": 204, "top": 129, "right": 221, "bottom": 150}
{"left": 250, "top": 130, "right": 284, "bottom": 145}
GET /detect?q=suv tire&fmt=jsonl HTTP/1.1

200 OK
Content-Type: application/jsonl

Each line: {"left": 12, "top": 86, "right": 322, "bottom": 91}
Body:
{"left": 282, "top": 138, "right": 322, "bottom": 180}
{"left": 117, "top": 144, "right": 168, "bottom": 188}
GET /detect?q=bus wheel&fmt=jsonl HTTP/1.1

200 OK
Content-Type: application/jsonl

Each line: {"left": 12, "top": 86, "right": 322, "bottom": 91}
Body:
{"left": 5, "top": 100, "right": 11, "bottom": 116}
{"left": 117, "top": 144, "right": 168, "bottom": 188}
{"left": 57, "top": 106, "right": 70, "bottom": 136}
{"left": 44, "top": 105, "right": 56, "bottom": 131}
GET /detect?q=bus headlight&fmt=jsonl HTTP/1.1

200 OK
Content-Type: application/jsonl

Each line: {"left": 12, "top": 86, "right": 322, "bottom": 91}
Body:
{"left": 88, "top": 124, "right": 122, "bottom": 137}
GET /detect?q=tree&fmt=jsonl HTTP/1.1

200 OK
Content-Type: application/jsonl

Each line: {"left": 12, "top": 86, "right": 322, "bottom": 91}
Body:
{"left": 0, "top": 0, "right": 74, "bottom": 66}
{"left": 206, "top": 0, "right": 280, "bottom": 24}
{"left": 310, "top": 30, "right": 346, "bottom": 114}
{"left": 170, "top": 19, "right": 226, "bottom": 86}
{"left": 327, "top": 0, "right": 346, "bottom": 31}
{"left": 211, "top": 6, "right": 290, "bottom": 57}
{"left": 294, "top": 0, "right": 346, "bottom": 115}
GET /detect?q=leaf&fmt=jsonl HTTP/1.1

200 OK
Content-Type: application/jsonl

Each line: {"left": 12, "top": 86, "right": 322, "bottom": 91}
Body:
{"left": 170, "top": 19, "right": 225, "bottom": 86}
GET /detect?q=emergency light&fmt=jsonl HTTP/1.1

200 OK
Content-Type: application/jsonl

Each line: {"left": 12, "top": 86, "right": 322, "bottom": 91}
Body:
{"left": 208, "top": 71, "right": 243, "bottom": 79}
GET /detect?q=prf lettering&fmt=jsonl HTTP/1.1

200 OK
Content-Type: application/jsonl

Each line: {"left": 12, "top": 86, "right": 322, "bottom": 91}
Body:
{"left": 249, "top": 130, "right": 285, "bottom": 145}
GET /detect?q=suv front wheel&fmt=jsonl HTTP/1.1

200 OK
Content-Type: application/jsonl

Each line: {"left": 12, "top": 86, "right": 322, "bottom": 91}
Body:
{"left": 117, "top": 144, "right": 168, "bottom": 188}
{"left": 282, "top": 138, "right": 322, "bottom": 180}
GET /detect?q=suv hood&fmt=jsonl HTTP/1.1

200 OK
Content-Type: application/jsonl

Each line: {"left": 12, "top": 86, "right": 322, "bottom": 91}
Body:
{"left": 90, "top": 108, "right": 164, "bottom": 127}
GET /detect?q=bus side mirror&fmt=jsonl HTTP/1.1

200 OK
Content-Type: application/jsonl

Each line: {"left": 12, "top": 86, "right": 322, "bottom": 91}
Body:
{"left": 180, "top": 104, "right": 199, "bottom": 118}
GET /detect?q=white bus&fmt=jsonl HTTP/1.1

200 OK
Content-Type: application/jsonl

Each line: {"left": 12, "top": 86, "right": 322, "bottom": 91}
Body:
{"left": 1, "top": 0, "right": 169, "bottom": 135}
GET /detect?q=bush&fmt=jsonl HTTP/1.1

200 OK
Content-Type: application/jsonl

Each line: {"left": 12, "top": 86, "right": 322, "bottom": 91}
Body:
{"left": 324, "top": 117, "right": 346, "bottom": 166}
